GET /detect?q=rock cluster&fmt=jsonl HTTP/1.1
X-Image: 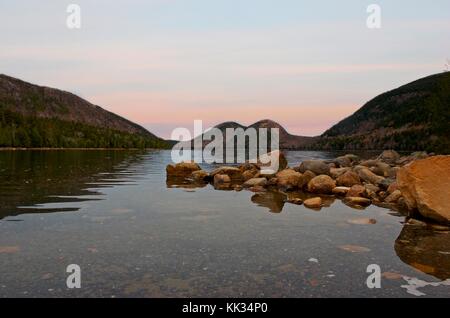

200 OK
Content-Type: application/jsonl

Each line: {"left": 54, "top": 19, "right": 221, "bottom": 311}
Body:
{"left": 166, "top": 150, "right": 449, "bottom": 223}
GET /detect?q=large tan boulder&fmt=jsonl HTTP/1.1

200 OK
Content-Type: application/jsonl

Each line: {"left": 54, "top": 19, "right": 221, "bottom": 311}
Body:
{"left": 307, "top": 175, "right": 336, "bottom": 194}
{"left": 166, "top": 162, "right": 201, "bottom": 177}
{"left": 276, "top": 169, "right": 302, "bottom": 190}
{"left": 336, "top": 171, "right": 361, "bottom": 187}
{"left": 397, "top": 156, "right": 450, "bottom": 224}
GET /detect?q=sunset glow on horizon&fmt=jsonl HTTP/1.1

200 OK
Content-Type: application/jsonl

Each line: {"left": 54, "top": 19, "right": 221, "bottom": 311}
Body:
{"left": 1, "top": 0, "right": 449, "bottom": 138}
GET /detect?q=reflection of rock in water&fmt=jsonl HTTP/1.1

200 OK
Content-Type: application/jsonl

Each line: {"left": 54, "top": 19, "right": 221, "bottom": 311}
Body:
{"left": 395, "top": 222, "right": 450, "bottom": 280}
{"left": 0, "top": 150, "right": 148, "bottom": 220}
{"left": 166, "top": 177, "right": 207, "bottom": 189}
{"left": 251, "top": 191, "right": 287, "bottom": 213}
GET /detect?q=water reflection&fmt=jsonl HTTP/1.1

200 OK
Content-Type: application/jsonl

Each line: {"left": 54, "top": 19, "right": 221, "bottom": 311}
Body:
{"left": 0, "top": 149, "right": 449, "bottom": 296}
{"left": 251, "top": 191, "right": 286, "bottom": 213}
{"left": 395, "top": 221, "right": 450, "bottom": 280}
{"left": 166, "top": 177, "right": 207, "bottom": 189}
{"left": 0, "top": 150, "right": 148, "bottom": 219}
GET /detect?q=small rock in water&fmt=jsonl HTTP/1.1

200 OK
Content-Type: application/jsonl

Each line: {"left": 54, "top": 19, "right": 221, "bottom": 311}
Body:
{"left": 304, "top": 197, "right": 322, "bottom": 209}
{"left": 338, "top": 245, "right": 371, "bottom": 253}
{"left": 287, "top": 198, "right": 303, "bottom": 205}
{"left": 0, "top": 246, "right": 20, "bottom": 254}
{"left": 343, "top": 197, "right": 372, "bottom": 208}
{"left": 332, "top": 186, "right": 350, "bottom": 196}
{"left": 243, "top": 178, "right": 268, "bottom": 188}
{"left": 248, "top": 186, "right": 266, "bottom": 193}
{"left": 347, "top": 218, "right": 377, "bottom": 225}
{"left": 382, "top": 272, "right": 404, "bottom": 280}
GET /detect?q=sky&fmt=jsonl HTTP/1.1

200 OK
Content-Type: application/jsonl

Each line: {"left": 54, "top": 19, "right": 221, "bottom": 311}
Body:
{"left": 1, "top": 0, "right": 449, "bottom": 138}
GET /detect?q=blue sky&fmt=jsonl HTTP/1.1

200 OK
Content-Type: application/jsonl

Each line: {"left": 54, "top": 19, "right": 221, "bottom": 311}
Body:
{"left": 1, "top": 0, "right": 449, "bottom": 137}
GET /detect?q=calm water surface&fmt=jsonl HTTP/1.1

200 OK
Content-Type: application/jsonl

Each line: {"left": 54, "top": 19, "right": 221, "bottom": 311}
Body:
{"left": 0, "top": 150, "right": 449, "bottom": 297}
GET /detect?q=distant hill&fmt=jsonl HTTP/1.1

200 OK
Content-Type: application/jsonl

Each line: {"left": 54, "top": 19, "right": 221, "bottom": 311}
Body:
{"left": 317, "top": 72, "right": 450, "bottom": 153}
{"left": 190, "top": 119, "right": 317, "bottom": 150}
{"left": 0, "top": 74, "right": 169, "bottom": 148}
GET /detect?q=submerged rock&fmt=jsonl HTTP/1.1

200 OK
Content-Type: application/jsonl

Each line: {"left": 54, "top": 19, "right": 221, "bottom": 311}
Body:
{"left": 347, "top": 218, "right": 377, "bottom": 225}
{"left": 307, "top": 175, "right": 336, "bottom": 194}
{"left": 338, "top": 245, "right": 371, "bottom": 253}
{"left": 397, "top": 156, "right": 450, "bottom": 224}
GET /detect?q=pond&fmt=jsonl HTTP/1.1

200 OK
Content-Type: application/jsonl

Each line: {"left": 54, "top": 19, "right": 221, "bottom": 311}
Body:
{"left": 0, "top": 150, "right": 449, "bottom": 297}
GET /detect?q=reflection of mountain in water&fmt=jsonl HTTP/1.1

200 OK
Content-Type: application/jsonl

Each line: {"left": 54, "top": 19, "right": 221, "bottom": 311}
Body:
{"left": 395, "top": 222, "right": 450, "bottom": 280}
{"left": 0, "top": 150, "right": 148, "bottom": 220}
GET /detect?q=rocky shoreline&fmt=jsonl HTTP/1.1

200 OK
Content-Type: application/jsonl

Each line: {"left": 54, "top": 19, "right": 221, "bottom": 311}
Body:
{"left": 166, "top": 150, "right": 450, "bottom": 225}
